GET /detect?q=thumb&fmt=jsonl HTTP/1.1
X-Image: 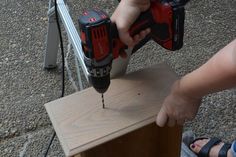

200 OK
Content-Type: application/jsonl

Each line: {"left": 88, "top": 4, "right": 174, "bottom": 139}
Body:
{"left": 156, "top": 107, "right": 168, "bottom": 127}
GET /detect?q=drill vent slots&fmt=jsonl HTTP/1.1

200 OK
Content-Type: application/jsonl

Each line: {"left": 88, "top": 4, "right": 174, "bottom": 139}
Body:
{"left": 93, "top": 26, "right": 106, "bottom": 39}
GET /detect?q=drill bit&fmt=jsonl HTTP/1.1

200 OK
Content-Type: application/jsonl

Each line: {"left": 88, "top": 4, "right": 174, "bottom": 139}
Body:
{"left": 101, "top": 94, "right": 105, "bottom": 109}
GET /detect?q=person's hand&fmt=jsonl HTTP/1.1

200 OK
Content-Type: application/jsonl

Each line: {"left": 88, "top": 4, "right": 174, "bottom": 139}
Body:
{"left": 111, "top": 0, "right": 151, "bottom": 47}
{"left": 156, "top": 79, "right": 202, "bottom": 127}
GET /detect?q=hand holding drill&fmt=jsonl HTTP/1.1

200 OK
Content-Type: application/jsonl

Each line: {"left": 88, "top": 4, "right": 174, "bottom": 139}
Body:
{"left": 111, "top": 0, "right": 151, "bottom": 47}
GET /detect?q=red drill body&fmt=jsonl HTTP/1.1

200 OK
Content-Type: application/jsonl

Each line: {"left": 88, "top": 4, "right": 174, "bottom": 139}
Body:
{"left": 79, "top": 0, "right": 189, "bottom": 93}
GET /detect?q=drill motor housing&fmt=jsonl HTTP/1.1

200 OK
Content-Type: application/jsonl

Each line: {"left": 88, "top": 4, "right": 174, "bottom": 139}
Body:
{"left": 79, "top": 0, "right": 188, "bottom": 93}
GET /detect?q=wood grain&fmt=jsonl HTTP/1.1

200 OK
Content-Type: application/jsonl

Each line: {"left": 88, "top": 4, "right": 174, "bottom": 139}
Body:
{"left": 45, "top": 64, "right": 178, "bottom": 157}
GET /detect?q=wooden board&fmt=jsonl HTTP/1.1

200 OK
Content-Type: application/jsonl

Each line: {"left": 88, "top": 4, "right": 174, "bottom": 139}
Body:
{"left": 45, "top": 63, "right": 178, "bottom": 157}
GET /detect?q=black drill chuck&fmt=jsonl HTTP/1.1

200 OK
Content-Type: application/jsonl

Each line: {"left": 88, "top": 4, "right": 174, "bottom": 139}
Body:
{"left": 89, "top": 75, "right": 110, "bottom": 94}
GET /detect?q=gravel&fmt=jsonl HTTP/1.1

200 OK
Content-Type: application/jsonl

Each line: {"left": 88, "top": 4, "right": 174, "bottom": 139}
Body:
{"left": 0, "top": 0, "right": 235, "bottom": 156}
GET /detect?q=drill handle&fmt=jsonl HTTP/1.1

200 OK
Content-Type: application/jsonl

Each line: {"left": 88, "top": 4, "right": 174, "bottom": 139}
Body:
{"left": 129, "top": 10, "right": 153, "bottom": 37}
{"left": 111, "top": 10, "right": 153, "bottom": 59}
{"left": 111, "top": 9, "right": 153, "bottom": 39}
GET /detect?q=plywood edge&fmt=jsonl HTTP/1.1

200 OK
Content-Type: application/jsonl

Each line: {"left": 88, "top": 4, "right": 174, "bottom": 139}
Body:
{"left": 45, "top": 104, "right": 71, "bottom": 156}
{"left": 45, "top": 104, "right": 157, "bottom": 156}
{"left": 69, "top": 116, "right": 156, "bottom": 156}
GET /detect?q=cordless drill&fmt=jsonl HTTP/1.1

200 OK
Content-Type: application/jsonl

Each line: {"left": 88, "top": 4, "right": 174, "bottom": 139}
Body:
{"left": 79, "top": 0, "right": 189, "bottom": 94}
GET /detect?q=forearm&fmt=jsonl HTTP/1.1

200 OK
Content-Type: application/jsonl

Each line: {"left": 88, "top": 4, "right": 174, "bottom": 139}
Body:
{"left": 180, "top": 39, "right": 236, "bottom": 98}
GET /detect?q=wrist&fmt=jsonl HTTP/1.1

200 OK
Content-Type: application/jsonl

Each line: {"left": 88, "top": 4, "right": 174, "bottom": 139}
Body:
{"left": 176, "top": 78, "right": 203, "bottom": 100}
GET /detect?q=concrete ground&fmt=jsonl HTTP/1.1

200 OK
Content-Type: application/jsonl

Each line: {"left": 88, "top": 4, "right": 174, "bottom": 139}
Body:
{"left": 0, "top": 0, "right": 235, "bottom": 156}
